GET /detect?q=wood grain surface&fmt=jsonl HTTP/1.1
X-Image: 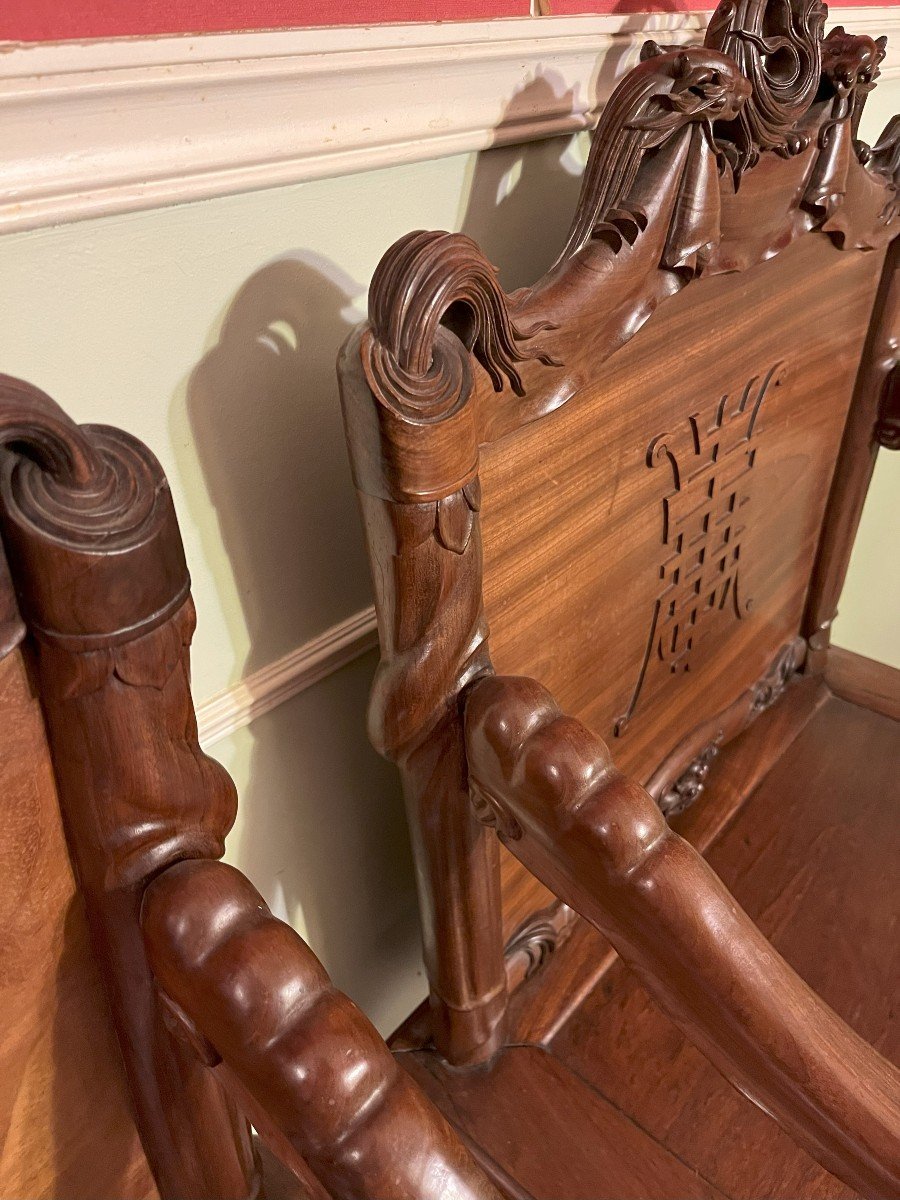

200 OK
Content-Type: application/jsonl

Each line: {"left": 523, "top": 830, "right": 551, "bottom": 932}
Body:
{"left": 549, "top": 694, "right": 900, "bottom": 1200}
{"left": 0, "top": 637, "right": 157, "bottom": 1200}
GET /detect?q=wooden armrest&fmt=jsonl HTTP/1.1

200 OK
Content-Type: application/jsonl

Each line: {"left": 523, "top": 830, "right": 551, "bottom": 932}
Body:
{"left": 142, "top": 859, "right": 501, "bottom": 1200}
{"left": 464, "top": 674, "right": 900, "bottom": 1199}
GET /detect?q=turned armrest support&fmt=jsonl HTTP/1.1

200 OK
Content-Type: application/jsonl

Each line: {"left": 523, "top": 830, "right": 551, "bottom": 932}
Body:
{"left": 142, "top": 859, "right": 501, "bottom": 1200}
{"left": 464, "top": 674, "right": 900, "bottom": 1199}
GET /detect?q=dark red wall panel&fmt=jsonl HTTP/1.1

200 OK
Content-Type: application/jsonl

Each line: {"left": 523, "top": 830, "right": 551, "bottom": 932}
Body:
{"left": 0, "top": 1, "right": 528, "bottom": 43}
{"left": 551, "top": 0, "right": 889, "bottom": 8}
{"left": 0, "top": 0, "right": 884, "bottom": 44}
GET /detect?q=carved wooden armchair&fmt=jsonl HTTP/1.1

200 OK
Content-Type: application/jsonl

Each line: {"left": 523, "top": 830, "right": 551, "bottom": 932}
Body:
{"left": 336, "top": 1, "right": 900, "bottom": 1196}
{"left": 3, "top": 2, "right": 899, "bottom": 1198}
{"left": 0, "top": 377, "right": 498, "bottom": 1200}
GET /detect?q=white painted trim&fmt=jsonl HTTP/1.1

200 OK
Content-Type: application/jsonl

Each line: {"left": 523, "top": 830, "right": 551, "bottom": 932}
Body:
{"left": 4, "top": 9, "right": 897, "bottom": 234}
{"left": 197, "top": 605, "right": 377, "bottom": 747}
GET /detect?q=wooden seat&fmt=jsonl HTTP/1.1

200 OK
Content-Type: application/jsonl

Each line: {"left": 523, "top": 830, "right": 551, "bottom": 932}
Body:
{"left": 400, "top": 681, "right": 900, "bottom": 1199}
{"left": 337, "top": 1, "right": 900, "bottom": 1195}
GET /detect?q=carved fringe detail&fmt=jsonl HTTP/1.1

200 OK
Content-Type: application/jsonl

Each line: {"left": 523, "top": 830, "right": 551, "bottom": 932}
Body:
{"left": 559, "top": 45, "right": 751, "bottom": 262}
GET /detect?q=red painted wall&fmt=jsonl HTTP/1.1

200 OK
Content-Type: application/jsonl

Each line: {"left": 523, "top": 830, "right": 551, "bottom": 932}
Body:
{"left": 0, "top": 1, "right": 527, "bottom": 42}
{"left": 550, "top": 0, "right": 887, "bottom": 10}
{"left": 0, "top": 0, "right": 886, "bottom": 43}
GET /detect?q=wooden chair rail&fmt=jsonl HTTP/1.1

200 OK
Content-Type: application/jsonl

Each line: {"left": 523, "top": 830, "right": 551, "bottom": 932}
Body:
{"left": 463, "top": 673, "right": 900, "bottom": 1199}
{"left": 142, "top": 858, "right": 501, "bottom": 1200}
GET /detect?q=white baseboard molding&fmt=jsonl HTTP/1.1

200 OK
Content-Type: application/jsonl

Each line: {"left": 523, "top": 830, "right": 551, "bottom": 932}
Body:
{"left": 3, "top": 8, "right": 897, "bottom": 234}
{"left": 197, "top": 604, "right": 377, "bottom": 747}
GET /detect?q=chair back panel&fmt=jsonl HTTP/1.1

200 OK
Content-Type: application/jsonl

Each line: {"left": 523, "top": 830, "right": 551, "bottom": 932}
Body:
{"left": 478, "top": 234, "right": 884, "bottom": 934}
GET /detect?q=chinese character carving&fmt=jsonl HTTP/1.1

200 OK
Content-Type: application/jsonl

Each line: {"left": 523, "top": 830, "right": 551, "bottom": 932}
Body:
{"left": 615, "top": 361, "right": 786, "bottom": 736}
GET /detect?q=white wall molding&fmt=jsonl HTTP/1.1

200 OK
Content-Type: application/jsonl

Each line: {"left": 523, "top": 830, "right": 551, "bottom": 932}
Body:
{"left": 197, "top": 605, "right": 377, "bottom": 747}
{"left": 3, "top": 8, "right": 898, "bottom": 235}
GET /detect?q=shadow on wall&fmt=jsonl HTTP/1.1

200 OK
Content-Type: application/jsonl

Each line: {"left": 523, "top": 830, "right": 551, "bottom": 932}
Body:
{"left": 177, "top": 69, "right": 590, "bottom": 1025}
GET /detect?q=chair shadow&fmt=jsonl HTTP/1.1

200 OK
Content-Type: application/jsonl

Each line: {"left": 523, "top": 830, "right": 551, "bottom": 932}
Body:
{"left": 175, "top": 67, "right": 606, "bottom": 1028}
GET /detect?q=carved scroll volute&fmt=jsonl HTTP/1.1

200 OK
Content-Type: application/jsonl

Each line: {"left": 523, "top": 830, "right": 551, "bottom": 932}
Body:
{"left": 340, "top": 232, "right": 558, "bottom": 1066}
{"left": 0, "top": 375, "right": 259, "bottom": 1200}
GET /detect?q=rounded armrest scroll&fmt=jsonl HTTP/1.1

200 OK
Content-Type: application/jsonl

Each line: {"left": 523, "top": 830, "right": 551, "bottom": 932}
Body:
{"left": 142, "top": 859, "right": 501, "bottom": 1200}
{"left": 463, "top": 674, "right": 900, "bottom": 1199}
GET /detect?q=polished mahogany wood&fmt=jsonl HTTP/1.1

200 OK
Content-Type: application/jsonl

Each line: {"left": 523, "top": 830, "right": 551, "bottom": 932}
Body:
{"left": 390, "top": 673, "right": 832, "bottom": 1056}
{"left": 0, "top": 591, "right": 157, "bottom": 1200}
{"left": 462, "top": 673, "right": 900, "bottom": 1197}
{"left": 0, "top": 376, "right": 259, "bottom": 1200}
{"left": 503, "top": 672, "right": 831, "bottom": 1049}
{"left": 143, "top": 859, "right": 501, "bottom": 1200}
{"left": 339, "top": 0, "right": 900, "bottom": 1066}
{"left": 826, "top": 645, "right": 900, "bottom": 719}
{"left": 550, "top": 694, "right": 900, "bottom": 1200}
{"left": 0, "top": 375, "right": 499, "bottom": 1200}
{"left": 402, "top": 1045, "right": 727, "bottom": 1200}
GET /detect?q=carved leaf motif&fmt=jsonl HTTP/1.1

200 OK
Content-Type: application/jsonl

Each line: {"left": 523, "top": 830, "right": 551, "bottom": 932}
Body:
{"left": 114, "top": 606, "right": 192, "bottom": 690}
{"left": 435, "top": 491, "right": 476, "bottom": 555}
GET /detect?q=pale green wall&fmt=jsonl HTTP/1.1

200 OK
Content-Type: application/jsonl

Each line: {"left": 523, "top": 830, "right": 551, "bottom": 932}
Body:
{"left": 831, "top": 453, "right": 900, "bottom": 670}
{"left": 0, "top": 93, "right": 896, "bottom": 1034}
{"left": 829, "top": 85, "right": 900, "bottom": 669}
{"left": 0, "top": 133, "right": 588, "bottom": 1032}
{"left": 0, "top": 136, "right": 586, "bottom": 703}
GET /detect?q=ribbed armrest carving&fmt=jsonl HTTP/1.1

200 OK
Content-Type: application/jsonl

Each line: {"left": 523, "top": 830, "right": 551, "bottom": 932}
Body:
{"left": 142, "top": 859, "right": 501, "bottom": 1200}
{"left": 464, "top": 674, "right": 900, "bottom": 1199}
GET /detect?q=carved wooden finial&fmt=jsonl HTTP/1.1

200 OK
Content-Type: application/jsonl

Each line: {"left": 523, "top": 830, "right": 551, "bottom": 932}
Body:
{"left": 364, "top": 229, "right": 557, "bottom": 418}
{"left": 0, "top": 374, "right": 188, "bottom": 644}
{"left": 0, "top": 373, "right": 103, "bottom": 488}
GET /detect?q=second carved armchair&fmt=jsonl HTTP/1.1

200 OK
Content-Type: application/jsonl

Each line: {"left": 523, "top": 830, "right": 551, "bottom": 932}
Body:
{"left": 336, "top": 0, "right": 900, "bottom": 1195}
